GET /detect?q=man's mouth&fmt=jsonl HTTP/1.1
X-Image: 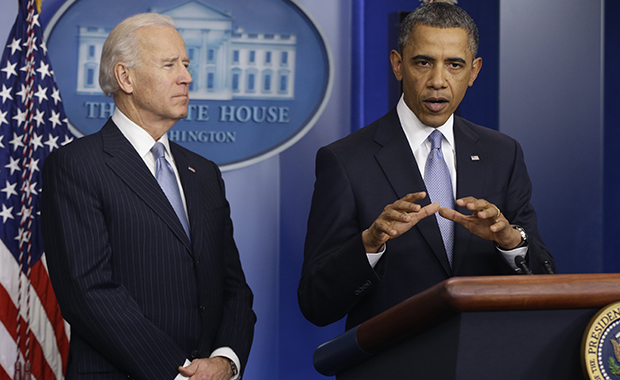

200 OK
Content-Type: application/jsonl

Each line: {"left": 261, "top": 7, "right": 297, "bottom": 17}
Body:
{"left": 424, "top": 98, "right": 449, "bottom": 112}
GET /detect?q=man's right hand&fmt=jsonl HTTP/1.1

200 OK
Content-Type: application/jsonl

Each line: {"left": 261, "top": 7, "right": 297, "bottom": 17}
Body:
{"left": 362, "top": 192, "right": 440, "bottom": 253}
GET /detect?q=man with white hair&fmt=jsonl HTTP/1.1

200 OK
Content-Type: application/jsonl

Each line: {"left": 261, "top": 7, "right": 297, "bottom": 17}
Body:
{"left": 42, "top": 13, "right": 255, "bottom": 380}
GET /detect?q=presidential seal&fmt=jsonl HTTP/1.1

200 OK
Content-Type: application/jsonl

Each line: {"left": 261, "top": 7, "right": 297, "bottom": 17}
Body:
{"left": 582, "top": 302, "right": 620, "bottom": 379}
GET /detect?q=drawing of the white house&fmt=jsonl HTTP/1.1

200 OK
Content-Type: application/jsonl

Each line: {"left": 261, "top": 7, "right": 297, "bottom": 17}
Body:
{"left": 76, "top": 0, "right": 296, "bottom": 100}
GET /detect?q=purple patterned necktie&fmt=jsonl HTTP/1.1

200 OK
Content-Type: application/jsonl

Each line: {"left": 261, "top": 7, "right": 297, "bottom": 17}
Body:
{"left": 151, "top": 142, "right": 191, "bottom": 239}
{"left": 424, "top": 130, "right": 455, "bottom": 265}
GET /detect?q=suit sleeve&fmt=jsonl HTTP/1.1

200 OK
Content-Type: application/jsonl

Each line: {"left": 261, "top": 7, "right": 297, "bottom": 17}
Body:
{"left": 298, "top": 146, "right": 382, "bottom": 327}
{"left": 42, "top": 148, "right": 187, "bottom": 380}
{"left": 502, "top": 140, "right": 556, "bottom": 274}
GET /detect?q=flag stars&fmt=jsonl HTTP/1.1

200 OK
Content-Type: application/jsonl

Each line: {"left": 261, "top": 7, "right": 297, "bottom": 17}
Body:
{"left": 14, "top": 227, "right": 30, "bottom": 246}
{"left": 12, "top": 108, "right": 27, "bottom": 128}
{"left": 7, "top": 38, "right": 22, "bottom": 55}
{"left": 1, "top": 60, "right": 17, "bottom": 80}
{"left": 49, "top": 110, "right": 61, "bottom": 128}
{"left": 16, "top": 84, "right": 29, "bottom": 104}
{"left": 51, "top": 88, "right": 62, "bottom": 105}
{"left": 44, "top": 134, "right": 59, "bottom": 151}
{"left": 0, "top": 110, "right": 7, "bottom": 127}
{"left": 1, "top": 180, "right": 18, "bottom": 199}
{"left": 26, "top": 157, "right": 40, "bottom": 173}
{"left": 0, "top": 84, "right": 12, "bottom": 103}
{"left": 18, "top": 204, "right": 34, "bottom": 224}
{"left": 34, "top": 84, "right": 48, "bottom": 103}
{"left": 30, "top": 134, "right": 44, "bottom": 152}
{"left": 33, "top": 109, "right": 45, "bottom": 127}
{"left": 5, "top": 157, "right": 20, "bottom": 175}
{"left": 22, "top": 180, "right": 38, "bottom": 198}
{"left": 36, "top": 62, "right": 50, "bottom": 80}
{"left": 20, "top": 58, "right": 35, "bottom": 77}
{"left": 24, "top": 35, "right": 38, "bottom": 55}
{"left": 31, "top": 13, "right": 40, "bottom": 28}
{"left": 9, "top": 132, "right": 24, "bottom": 150}
{"left": 0, "top": 204, "right": 14, "bottom": 223}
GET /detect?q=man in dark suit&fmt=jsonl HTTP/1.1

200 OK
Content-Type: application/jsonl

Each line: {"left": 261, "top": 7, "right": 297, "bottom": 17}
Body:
{"left": 42, "top": 13, "right": 255, "bottom": 380}
{"left": 298, "top": 3, "right": 555, "bottom": 330}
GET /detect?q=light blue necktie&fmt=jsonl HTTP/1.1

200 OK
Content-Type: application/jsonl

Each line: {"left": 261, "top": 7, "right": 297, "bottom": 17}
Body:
{"left": 151, "top": 142, "right": 191, "bottom": 239}
{"left": 424, "top": 130, "right": 455, "bottom": 265}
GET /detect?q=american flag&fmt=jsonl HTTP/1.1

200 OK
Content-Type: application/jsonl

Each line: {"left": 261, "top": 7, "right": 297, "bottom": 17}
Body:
{"left": 0, "top": 0, "right": 72, "bottom": 379}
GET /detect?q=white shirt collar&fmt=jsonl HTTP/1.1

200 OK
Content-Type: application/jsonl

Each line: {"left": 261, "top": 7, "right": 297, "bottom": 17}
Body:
{"left": 111, "top": 107, "right": 173, "bottom": 159}
{"left": 396, "top": 95, "right": 455, "bottom": 152}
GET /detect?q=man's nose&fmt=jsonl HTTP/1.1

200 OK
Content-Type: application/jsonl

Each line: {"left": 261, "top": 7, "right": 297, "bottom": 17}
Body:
{"left": 428, "top": 66, "right": 448, "bottom": 89}
{"left": 180, "top": 65, "right": 193, "bottom": 84}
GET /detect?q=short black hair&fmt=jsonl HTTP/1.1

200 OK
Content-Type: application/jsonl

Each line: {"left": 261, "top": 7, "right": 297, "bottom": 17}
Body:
{"left": 398, "top": 3, "right": 479, "bottom": 58}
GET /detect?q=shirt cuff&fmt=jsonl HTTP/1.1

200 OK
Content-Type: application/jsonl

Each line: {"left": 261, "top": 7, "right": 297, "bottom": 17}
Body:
{"left": 175, "top": 347, "right": 241, "bottom": 380}
{"left": 366, "top": 243, "right": 386, "bottom": 268}
{"left": 210, "top": 347, "right": 241, "bottom": 380}
{"left": 496, "top": 245, "right": 529, "bottom": 271}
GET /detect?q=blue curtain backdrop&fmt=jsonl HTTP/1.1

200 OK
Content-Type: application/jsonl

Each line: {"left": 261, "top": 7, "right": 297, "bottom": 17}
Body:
{"left": 604, "top": 0, "right": 620, "bottom": 270}
{"left": 0, "top": 1, "right": 617, "bottom": 379}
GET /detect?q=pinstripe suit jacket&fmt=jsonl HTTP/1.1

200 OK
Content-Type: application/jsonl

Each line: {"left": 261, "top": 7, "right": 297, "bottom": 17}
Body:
{"left": 42, "top": 119, "right": 255, "bottom": 380}
{"left": 298, "top": 110, "right": 555, "bottom": 329}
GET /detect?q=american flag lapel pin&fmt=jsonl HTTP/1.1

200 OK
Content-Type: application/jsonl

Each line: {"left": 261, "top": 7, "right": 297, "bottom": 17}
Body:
{"left": 470, "top": 155, "right": 480, "bottom": 161}
{"left": 188, "top": 166, "right": 196, "bottom": 173}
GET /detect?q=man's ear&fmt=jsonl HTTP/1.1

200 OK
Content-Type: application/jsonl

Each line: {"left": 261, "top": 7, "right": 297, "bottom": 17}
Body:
{"left": 390, "top": 49, "right": 403, "bottom": 81}
{"left": 468, "top": 57, "right": 483, "bottom": 87}
{"left": 114, "top": 62, "right": 134, "bottom": 94}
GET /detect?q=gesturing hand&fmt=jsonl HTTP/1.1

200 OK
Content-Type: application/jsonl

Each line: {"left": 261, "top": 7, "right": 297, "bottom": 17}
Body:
{"left": 362, "top": 192, "right": 440, "bottom": 253}
{"left": 438, "top": 196, "right": 522, "bottom": 249}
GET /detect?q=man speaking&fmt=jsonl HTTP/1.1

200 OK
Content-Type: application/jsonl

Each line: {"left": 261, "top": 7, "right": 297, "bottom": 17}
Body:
{"left": 298, "top": 2, "right": 555, "bottom": 330}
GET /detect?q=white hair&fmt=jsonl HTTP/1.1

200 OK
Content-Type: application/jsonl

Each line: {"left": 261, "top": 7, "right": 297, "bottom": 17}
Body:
{"left": 99, "top": 13, "right": 176, "bottom": 97}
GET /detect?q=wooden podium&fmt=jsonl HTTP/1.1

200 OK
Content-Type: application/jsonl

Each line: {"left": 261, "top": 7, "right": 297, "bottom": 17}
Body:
{"left": 313, "top": 274, "right": 620, "bottom": 379}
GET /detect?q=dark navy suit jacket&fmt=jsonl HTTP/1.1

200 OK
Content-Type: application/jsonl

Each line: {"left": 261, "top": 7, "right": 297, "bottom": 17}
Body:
{"left": 298, "top": 109, "right": 555, "bottom": 329}
{"left": 42, "top": 120, "right": 255, "bottom": 379}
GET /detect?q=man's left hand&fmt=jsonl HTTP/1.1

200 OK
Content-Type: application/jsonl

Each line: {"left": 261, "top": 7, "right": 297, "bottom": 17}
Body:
{"left": 438, "top": 196, "right": 522, "bottom": 249}
{"left": 178, "top": 357, "right": 233, "bottom": 380}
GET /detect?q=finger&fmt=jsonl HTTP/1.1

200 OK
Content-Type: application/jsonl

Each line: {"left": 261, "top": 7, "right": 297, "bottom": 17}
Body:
{"left": 403, "top": 191, "right": 427, "bottom": 202}
{"left": 179, "top": 362, "right": 196, "bottom": 376}
{"left": 457, "top": 198, "right": 497, "bottom": 219}
{"left": 489, "top": 218, "right": 509, "bottom": 233}
{"left": 477, "top": 204, "right": 501, "bottom": 220}
{"left": 455, "top": 196, "right": 478, "bottom": 208}
{"left": 392, "top": 199, "right": 422, "bottom": 214}
{"left": 371, "top": 216, "right": 404, "bottom": 237}
{"left": 438, "top": 207, "right": 464, "bottom": 223}
{"left": 393, "top": 193, "right": 427, "bottom": 212}
{"left": 381, "top": 207, "right": 414, "bottom": 223}
{"left": 466, "top": 199, "right": 488, "bottom": 212}
{"left": 418, "top": 202, "right": 440, "bottom": 218}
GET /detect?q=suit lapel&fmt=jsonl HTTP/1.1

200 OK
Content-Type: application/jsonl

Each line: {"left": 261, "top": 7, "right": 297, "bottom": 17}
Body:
{"left": 373, "top": 110, "right": 451, "bottom": 274}
{"left": 451, "top": 117, "right": 486, "bottom": 271}
{"left": 100, "top": 120, "right": 192, "bottom": 252}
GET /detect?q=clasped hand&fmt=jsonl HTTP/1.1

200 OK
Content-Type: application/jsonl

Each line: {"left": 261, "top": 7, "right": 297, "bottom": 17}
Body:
{"left": 178, "top": 356, "right": 232, "bottom": 380}
{"left": 362, "top": 193, "right": 522, "bottom": 253}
